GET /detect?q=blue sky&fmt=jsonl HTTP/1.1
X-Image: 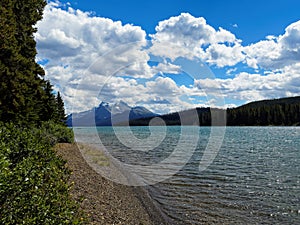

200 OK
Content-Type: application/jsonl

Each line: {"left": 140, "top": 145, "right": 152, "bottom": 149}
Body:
{"left": 58, "top": 0, "right": 300, "bottom": 44}
{"left": 36, "top": 1, "right": 300, "bottom": 113}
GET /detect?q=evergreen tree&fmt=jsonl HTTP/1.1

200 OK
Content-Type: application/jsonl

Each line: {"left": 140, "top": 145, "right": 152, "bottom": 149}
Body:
{"left": 56, "top": 92, "right": 66, "bottom": 124}
{"left": 40, "top": 80, "right": 57, "bottom": 121}
{"left": 0, "top": 0, "right": 66, "bottom": 125}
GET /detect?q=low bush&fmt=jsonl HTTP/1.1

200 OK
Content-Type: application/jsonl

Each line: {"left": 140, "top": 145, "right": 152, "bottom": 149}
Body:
{"left": 0, "top": 123, "right": 83, "bottom": 224}
{"left": 39, "top": 121, "right": 74, "bottom": 146}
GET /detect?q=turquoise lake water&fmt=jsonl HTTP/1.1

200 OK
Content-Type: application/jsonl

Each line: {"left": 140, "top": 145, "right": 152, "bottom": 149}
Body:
{"left": 74, "top": 126, "right": 300, "bottom": 224}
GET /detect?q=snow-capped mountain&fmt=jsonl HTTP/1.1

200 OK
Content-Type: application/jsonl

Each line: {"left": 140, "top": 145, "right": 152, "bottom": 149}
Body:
{"left": 110, "top": 100, "right": 131, "bottom": 115}
{"left": 66, "top": 101, "right": 157, "bottom": 126}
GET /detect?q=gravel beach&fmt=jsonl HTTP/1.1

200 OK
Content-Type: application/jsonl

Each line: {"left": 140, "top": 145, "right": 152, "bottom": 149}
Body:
{"left": 55, "top": 143, "right": 168, "bottom": 225}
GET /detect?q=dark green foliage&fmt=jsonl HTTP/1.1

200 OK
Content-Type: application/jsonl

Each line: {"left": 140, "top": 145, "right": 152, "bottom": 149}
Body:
{"left": 56, "top": 92, "right": 67, "bottom": 124}
{"left": 39, "top": 82, "right": 67, "bottom": 125}
{"left": 0, "top": 0, "right": 66, "bottom": 125}
{"left": 40, "top": 81, "right": 58, "bottom": 122}
{"left": 0, "top": 0, "right": 46, "bottom": 124}
{"left": 0, "top": 1, "right": 83, "bottom": 224}
{"left": 227, "top": 96, "right": 300, "bottom": 126}
{"left": 39, "top": 121, "right": 74, "bottom": 145}
{"left": 0, "top": 123, "right": 82, "bottom": 224}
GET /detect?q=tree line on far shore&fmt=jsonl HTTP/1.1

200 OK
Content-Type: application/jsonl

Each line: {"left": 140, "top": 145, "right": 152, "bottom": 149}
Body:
{"left": 129, "top": 96, "right": 300, "bottom": 126}
{"left": 226, "top": 97, "right": 300, "bottom": 126}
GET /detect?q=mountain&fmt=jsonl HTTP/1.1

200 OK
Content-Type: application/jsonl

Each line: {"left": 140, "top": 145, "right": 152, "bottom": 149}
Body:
{"left": 67, "top": 96, "right": 300, "bottom": 127}
{"left": 129, "top": 96, "right": 300, "bottom": 126}
{"left": 66, "top": 101, "right": 157, "bottom": 126}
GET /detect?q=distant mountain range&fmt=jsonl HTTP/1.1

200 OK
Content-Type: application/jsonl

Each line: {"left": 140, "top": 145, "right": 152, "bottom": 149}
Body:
{"left": 67, "top": 101, "right": 157, "bottom": 126}
{"left": 67, "top": 96, "right": 300, "bottom": 127}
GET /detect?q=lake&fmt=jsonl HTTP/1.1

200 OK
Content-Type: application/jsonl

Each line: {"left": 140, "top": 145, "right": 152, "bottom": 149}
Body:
{"left": 74, "top": 126, "right": 300, "bottom": 224}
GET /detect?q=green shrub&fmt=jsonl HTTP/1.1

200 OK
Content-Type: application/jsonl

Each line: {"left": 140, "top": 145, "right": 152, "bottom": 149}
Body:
{"left": 0, "top": 123, "right": 83, "bottom": 224}
{"left": 39, "top": 121, "right": 74, "bottom": 145}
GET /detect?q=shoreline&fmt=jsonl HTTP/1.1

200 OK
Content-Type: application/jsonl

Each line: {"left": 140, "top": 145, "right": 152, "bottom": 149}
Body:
{"left": 55, "top": 143, "right": 168, "bottom": 225}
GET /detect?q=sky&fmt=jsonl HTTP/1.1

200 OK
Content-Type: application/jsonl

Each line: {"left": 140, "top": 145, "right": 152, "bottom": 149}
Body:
{"left": 35, "top": 0, "right": 300, "bottom": 114}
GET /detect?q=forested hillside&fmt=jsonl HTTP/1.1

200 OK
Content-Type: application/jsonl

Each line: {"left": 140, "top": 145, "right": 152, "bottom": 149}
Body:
{"left": 227, "top": 96, "right": 300, "bottom": 126}
{"left": 129, "top": 96, "right": 300, "bottom": 126}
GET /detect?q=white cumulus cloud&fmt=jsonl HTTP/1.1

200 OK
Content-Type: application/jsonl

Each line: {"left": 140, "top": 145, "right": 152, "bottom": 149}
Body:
{"left": 149, "top": 13, "right": 244, "bottom": 67}
{"left": 244, "top": 20, "right": 300, "bottom": 70}
{"left": 36, "top": 3, "right": 152, "bottom": 112}
{"left": 35, "top": 2, "right": 300, "bottom": 114}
